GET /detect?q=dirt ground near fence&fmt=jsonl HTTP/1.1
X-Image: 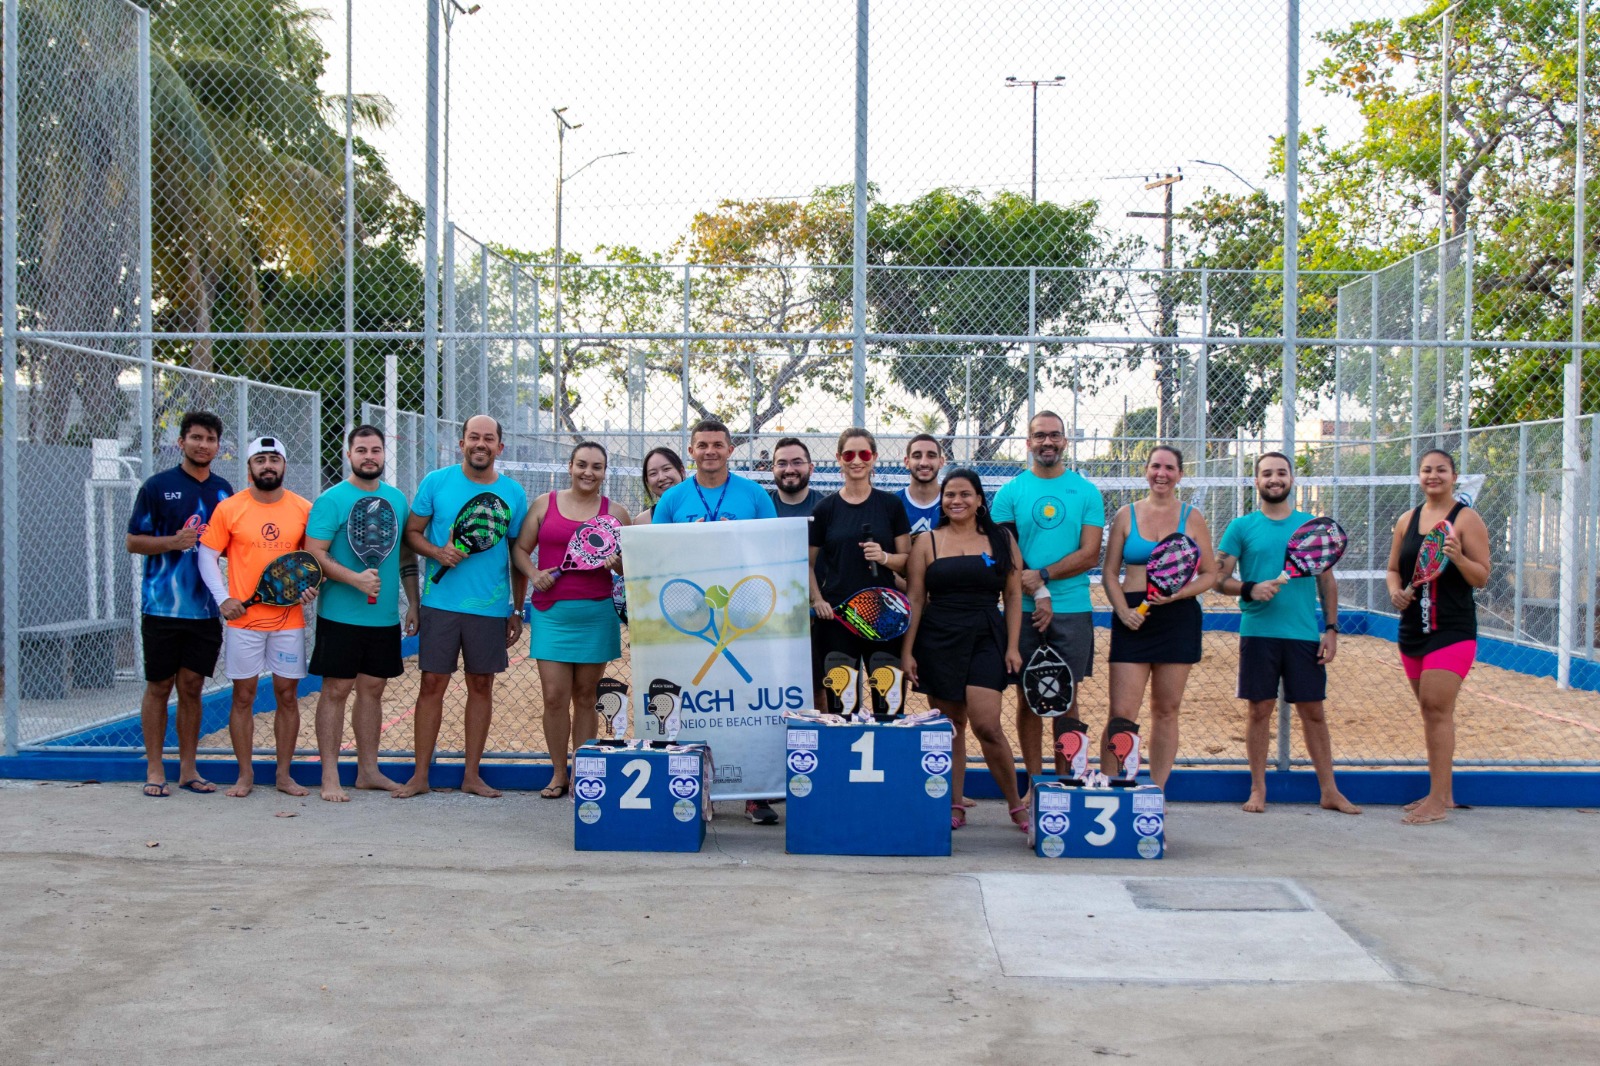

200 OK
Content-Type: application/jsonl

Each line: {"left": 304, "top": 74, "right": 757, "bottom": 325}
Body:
{"left": 203, "top": 629, "right": 1600, "bottom": 770}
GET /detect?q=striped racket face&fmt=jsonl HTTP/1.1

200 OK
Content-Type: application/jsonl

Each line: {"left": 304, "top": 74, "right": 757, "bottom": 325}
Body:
{"left": 1143, "top": 533, "right": 1200, "bottom": 598}
{"left": 251, "top": 551, "right": 322, "bottom": 606}
{"left": 347, "top": 496, "right": 398, "bottom": 569}
{"left": 1283, "top": 517, "right": 1348, "bottom": 578}
{"left": 1413, "top": 520, "right": 1453, "bottom": 585}
{"left": 449, "top": 492, "right": 512, "bottom": 554}
{"left": 836, "top": 587, "right": 911, "bottom": 641}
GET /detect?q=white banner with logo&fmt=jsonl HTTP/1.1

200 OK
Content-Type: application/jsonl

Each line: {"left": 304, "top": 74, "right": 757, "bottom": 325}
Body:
{"left": 619, "top": 517, "right": 811, "bottom": 801}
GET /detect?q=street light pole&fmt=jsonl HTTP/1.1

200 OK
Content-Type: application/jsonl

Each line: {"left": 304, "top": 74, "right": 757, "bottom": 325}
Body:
{"left": 551, "top": 107, "right": 628, "bottom": 439}
{"left": 1006, "top": 76, "right": 1064, "bottom": 203}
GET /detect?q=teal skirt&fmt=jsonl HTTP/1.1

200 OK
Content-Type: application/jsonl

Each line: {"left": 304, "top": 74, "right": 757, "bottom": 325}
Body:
{"left": 528, "top": 597, "right": 621, "bottom": 663}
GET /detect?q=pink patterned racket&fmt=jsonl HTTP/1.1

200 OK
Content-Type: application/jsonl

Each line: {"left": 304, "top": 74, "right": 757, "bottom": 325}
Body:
{"left": 1136, "top": 533, "right": 1200, "bottom": 615}
{"left": 1412, "top": 520, "right": 1453, "bottom": 635}
{"left": 1276, "top": 516, "right": 1348, "bottom": 582}
{"left": 552, "top": 514, "right": 621, "bottom": 580}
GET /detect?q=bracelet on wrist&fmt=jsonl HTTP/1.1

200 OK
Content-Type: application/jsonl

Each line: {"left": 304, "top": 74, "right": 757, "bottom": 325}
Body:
{"left": 1239, "top": 581, "right": 1256, "bottom": 602}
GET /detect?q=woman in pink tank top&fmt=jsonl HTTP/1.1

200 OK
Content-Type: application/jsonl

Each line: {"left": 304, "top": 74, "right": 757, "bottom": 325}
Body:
{"left": 513, "top": 441, "right": 632, "bottom": 797}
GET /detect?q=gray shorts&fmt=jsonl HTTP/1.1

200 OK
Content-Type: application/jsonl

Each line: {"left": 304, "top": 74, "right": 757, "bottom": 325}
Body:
{"left": 418, "top": 606, "right": 510, "bottom": 676}
{"left": 1018, "top": 610, "right": 1094, "bottom": 735}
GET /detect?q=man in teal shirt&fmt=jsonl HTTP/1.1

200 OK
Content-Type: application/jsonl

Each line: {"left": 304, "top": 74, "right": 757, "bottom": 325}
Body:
{"left": 993, "top": 411, "right": 1105, "bottom": 778}
{"left": 397, "top": 415, "right": 530, "bottom": 799}
{"left": 1215, "top": 451, "right": 1360, "bottom": 817}
{"left": 305, "top": 426, "right": 418, "bottom": 803}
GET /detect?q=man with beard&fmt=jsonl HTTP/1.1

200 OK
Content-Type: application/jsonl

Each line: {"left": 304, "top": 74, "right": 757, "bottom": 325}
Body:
{"left": 653, "top": 418, "right": 777, "bottom": 523}
{"left": 898, "top": 433, "right": 945, "bottom": 536}
{"left": 1216, "top": 452, "right": 1361, "bottom": 816}
{"left": 198, "top": 437, "right": 318, "bottom": 798}
{"left": 126, "top": 411, "right": 235, "bottom": 798}
{"left": 769, "top": 436, "right": 820, "bottom": 518}
{"left": 992, "top": 411, "right": 1104, "bottom": 779}
{"left": 396, "top": 415, "right": 529, "bottom": 799}
{"left": 304, "top": 426, "right": 419, "bottom": 802}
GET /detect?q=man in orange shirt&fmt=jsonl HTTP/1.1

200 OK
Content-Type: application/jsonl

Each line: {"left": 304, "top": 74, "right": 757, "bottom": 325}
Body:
{"left": 199, "top": 437, "right": 318, "bottom": 797}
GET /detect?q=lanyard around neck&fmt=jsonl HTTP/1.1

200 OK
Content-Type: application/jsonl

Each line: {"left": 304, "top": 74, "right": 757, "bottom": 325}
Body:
{"left": 693, "top": 476, "right": 730, "bottom": 522}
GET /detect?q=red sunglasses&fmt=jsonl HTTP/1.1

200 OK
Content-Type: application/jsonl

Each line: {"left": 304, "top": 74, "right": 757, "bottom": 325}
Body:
{"left": 839, "top": 449, "right": 875, "bottom": 463}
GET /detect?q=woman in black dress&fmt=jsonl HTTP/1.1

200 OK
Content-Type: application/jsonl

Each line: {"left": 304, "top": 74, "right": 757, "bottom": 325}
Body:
{"left": 1384, "top": 448, "right": 1490, "bottom": 826}
{"left": 902, "top": 469, "right": 1026, "bottom": 832}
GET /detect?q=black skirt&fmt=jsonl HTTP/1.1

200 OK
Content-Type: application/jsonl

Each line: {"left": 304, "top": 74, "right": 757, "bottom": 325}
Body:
{"left": 1109, "top": 591, "right": 1202, "bottom": 664}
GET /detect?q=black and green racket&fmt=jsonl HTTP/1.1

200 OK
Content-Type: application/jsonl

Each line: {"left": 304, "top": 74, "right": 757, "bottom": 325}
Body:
{"left": 241, "top": 551, "right": 324, "bottom": 608}
{"left": 430, "top": 491, "right": 512, "bottom": 587}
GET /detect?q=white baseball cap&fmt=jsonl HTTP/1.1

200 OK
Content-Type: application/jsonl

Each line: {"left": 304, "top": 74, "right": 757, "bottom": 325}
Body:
{"left": 246, "top": 436, "right": 287, "bottom": 461}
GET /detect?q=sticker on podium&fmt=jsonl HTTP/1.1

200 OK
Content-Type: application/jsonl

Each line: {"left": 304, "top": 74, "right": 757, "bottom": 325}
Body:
{"left": 572, "top": 742, "right": 711, "bottom": 852}
{"left": 1029, "top": 776, "right": 1164, "bottom": 860}
{"left": 784, "top": 716, "right": 954, "bottom": 856}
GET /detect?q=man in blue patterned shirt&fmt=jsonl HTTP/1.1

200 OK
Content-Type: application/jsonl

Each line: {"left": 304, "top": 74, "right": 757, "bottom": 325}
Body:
{"left": 125, "top": 412, "right": 235, "bottom": 798}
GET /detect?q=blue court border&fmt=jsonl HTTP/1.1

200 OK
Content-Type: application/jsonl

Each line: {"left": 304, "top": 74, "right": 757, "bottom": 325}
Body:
{"left": 4, "top": 611, "right": 1598, "bottom": 805}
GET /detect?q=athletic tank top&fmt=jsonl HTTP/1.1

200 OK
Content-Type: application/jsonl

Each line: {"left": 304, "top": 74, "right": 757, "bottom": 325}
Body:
{"left": 1397, "top": 500, "right": 1476, "bottom": 655}
{"left": 531, "top": 492, "right": 613, "bottom": 610}
{"left": 924, "top": 529, "right": 1007, "bottom": 608}
{"left": 1124, "top": 502, "right": 1193, "bottom": 565}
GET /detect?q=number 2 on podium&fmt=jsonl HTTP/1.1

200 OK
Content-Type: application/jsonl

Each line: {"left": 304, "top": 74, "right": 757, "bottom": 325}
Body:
{"left": 621, "top": 758, "right": 652, "bottom": 809}
{"left": 849, "top": 732, "right": 885, "bottom": 783}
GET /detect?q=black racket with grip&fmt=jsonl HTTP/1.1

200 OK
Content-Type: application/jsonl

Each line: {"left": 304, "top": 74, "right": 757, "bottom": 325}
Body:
{"left": 346, "top": 495, "right": 399, "bottom": 604}
{"left": 241, "top": 551, "right": 323, "bottom": 609}
{"left": 431, "top": 491, "right": 512, "bottom": 588}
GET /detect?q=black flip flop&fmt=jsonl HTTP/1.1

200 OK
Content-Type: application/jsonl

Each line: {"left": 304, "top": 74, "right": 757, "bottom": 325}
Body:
{"left": 541, "top": 783, "right": 569, "bottom": 799}
{"left": 142, "top": 782, "right": 170, "bottom": 798}
{"left": 178, "top": 779, "right": 217, "bottom": 794}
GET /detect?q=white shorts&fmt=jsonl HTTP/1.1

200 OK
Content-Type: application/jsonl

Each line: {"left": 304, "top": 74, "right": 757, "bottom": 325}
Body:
{"left": 224, "top": 628, "right": 308, "bottom": 681}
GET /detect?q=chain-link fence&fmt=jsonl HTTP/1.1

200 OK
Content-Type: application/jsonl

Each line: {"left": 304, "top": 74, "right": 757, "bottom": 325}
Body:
{"left": 6, "top": 0, "right": 1600, "bottom": 774}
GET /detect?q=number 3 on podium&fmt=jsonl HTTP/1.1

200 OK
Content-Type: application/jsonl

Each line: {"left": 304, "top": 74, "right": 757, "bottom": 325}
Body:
{"left": 1083, "top": 794, "right": 1118, "bottom": 845}
{"left": 849, "top": 731, "right": 885, "bottom": 783}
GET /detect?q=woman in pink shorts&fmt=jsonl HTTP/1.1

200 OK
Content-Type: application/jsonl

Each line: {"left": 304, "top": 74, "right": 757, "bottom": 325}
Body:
{"left": 1384, "top": 449, "right": 1491, "bottom": 825}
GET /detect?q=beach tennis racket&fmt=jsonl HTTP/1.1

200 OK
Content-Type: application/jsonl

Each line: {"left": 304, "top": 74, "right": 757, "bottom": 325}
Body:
{"left": 659, "top": 578, "right": 753, "bottom": 683}
{"left": 611, "top": 573, "right": 628, "bottom": 623}
{"left": 1276, "top": 516, "right": 1348, "bottom": 582}
{"left": 1022, "top": 644, "right": 1076, "bottom": 717}
{"left": 240, "top": 551, "right": 323, "bottom": 609}
{"left": 346, "top": 495, "right": 399, "bottom": 604}
{"left": 867, "top": 651, "right": 905, "bottom": 718}
{"left": 594, "top": 676, "right": 628, "bottom": 739}
{"left": 1136, "top": 532, "right": 1200, "bottom": 615}
{"left": 822, "top": 652, "right": 861, "bottom": 717}
{"left": 552, "top": 514, "right": 621, "bottom": 580}
{"left": 833, "top": 586, "right": 911, "bottom": 641}
{"left": 431, "top": 491, "right": 512, "bottom": 587}
{"left": 691, "top": 574, "right": 777, "bottom": 685}
{"left": 1412, "top": 520, "right": 1453, "bottom": 635}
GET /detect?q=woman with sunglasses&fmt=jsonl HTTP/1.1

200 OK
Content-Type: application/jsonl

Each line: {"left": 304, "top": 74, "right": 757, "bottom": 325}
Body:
{"left": 902, "top": 469, "right": 1027, "bottom": 832}
{"left": 808, "top": 429, "right": 912, "bottom": 713}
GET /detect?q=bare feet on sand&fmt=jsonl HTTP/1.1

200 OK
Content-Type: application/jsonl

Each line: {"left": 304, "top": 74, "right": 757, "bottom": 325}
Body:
{"left": 461, "top": 776, "right": 502, "bottom": 798}
{"left": 391, "top": 775, "right": 431, "bottom": 799}
{"left": 1321, "top": 792, "right": 1362, "bottom": 815}
{"left": 226, "top": 778, "right": 253, "bottom": 798}
{"left": 320, "top": 780, "right": 349, "bottom": 803}
{"left": 355, "top": 771, "right": 401, "bottom": 792}
{"left": 1241, "top": 789, "right": 1266, "bottom": 813}
{"left": 276, "top": 775, "right": 310, "bottom": 798}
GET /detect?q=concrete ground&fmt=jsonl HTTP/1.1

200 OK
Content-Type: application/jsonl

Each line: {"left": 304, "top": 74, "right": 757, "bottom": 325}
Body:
{"left": 1, "top": 779, "right": 1596, "bottom": 1065}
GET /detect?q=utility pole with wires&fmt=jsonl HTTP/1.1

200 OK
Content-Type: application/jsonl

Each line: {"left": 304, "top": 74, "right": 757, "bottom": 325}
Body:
{"left": 1129, "top": 171, "right": 1184, "bottom": 441}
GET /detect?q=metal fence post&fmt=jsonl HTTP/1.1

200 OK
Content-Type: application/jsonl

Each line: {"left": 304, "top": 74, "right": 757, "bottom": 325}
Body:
{"left": 1281, "top": 0, "right": 1300, "bottom": 457}
{"left": 137, "top": 10, "right": 153, "bottom": 482}
{"left": 510, "top": 265, "right": 520, "bottom": 455}
{"left": 1197, "top": 267, "right": 1209, "bottom": 470}
{"left": 422, "top": 0, "right": 441, "bottom": 469}
{"left": 1514, "top": 421, "right": 1529, "bottom": 644}
{"left": 443, "top": 221, "right": 457, "bottom": 426}
{"left": 851, "top": 0, "right": 868, "bottom": 428}
{"left": 478, "top": 245, "right": 490, "bottom": 418}
{"left": 342, "top": 0, "right": 356, "bottom": 436}
{"left": 531, "top": 272, "right": 541, "bottom": 442}
{"left": 1027, "top": 266, "right": 1037, "bottom": 421}
{"left": 236, "top": 380, "right": 250, "bottom": 487}
{"left": 681, "top": 264, "right": 692, "bottom": 457}
{"left": 1562, "top": 0, "right": 1588, "bottom": 688}
{"left": 3, "top": 0, "right": 20, "bottom": 755}
{"left": 1461, "top": 231, "right": 1475, "bottom": 468}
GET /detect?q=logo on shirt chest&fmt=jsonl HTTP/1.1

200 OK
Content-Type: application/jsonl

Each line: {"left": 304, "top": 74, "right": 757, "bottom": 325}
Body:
{"left": 1031, "top": 495, "right": 1067, "bottom": 530}
{"left": 261, "top": 522, "right": 281, "bottom": 542}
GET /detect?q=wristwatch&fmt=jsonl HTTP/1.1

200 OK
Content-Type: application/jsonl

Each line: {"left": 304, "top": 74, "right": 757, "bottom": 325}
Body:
{"left": 1037, "top": 568, "right": 1050, "bottom": 584}
{"left": 1325, "top": 623, "right": 1340, "bottom": 634}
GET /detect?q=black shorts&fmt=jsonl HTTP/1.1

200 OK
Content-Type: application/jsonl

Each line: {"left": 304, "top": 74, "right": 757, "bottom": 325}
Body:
{"left": 418, "top": 606, "right": 510, "bottom": 676}
{"left": 1110, "top": 592, "right": 1202, "bottom": 664}
{"left": 912, "top": 605, "right": 1009, "bottom": 702}
{"left": 1237, "top": 636, "right": 1326, "bottom": 703}
{"left": 309, "top": 618, "right": 404, "bottom": 680}
{"left": 141, "top": 615, "right": 223, "bottom": 682}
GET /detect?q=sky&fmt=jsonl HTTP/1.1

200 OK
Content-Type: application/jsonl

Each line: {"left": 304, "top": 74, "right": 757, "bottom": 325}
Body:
{"left": 317, "top": 0, "right": 1428, "bottom": 262}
